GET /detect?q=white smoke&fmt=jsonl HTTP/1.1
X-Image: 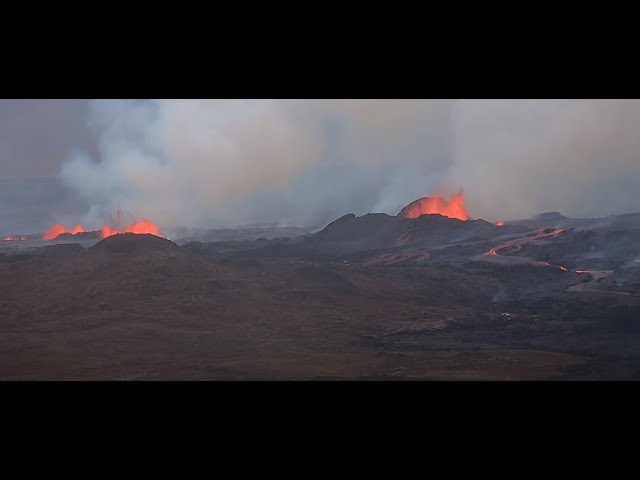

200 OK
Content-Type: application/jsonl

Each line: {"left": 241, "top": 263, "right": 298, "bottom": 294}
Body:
{"left": 59, "top": 99, "right": 640, "bottom": 230}
{"left": 60, "top": 99, "right": 452, "bottom": 229}
{"left": 451, "top": 99, "right": 640, "bottom": 220}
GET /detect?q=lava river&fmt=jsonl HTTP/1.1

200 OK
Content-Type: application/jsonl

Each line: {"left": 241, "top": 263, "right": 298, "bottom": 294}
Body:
{"left": 481, "top": 228, "right": 571, "bottom": 271}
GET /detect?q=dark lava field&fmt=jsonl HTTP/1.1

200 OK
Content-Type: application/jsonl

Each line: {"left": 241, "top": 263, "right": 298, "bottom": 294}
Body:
{"left": 2, "top": 210, "right": 640, "bottom": 380}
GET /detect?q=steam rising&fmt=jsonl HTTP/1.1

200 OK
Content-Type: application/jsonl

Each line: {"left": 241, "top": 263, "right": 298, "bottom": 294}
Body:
{"left": 60, "top": 99, "right": 640, "bottom": 230}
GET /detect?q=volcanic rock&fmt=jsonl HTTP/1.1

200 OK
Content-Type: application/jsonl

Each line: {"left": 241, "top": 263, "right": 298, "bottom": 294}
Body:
{"left": 320, "top": 213, "right": 357, "bottom": 232}
{"left": 604, "top": 213, "right": 640, "bottom": 231}
{"left": 317, "top": 213, "right": 398, "bottom": 243}
{"left": 533, "top": 212, "right": 569, "bottom": 221}
{"left": 55, "top": 231, "right": 102, "bottom": 241}
{"left": 290, "top": 265, "right": 360, "bottom": 296}
{"left": 37, "top": 243, "right": 85, "bottom": 257}
{"left": 312, "top": 212, "right": 503, "bottom": 255}
{"left": 181, "top": 241, "right": 208, "bottom": 253}
{"left": 3, "top": 206, "right": 640, "bottom": 380}
{"left": 90, "top": 233, "right": 177, "bottom": 254}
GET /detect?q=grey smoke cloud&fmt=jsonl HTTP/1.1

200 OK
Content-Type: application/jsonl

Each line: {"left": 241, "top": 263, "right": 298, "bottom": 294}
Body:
{"left": 53, "top": 99, "right": 640, "bottom": 231}
{"left": 60, "top": 99, "right": 453, "bottom": 229}
{"left": 451, "top": 99, "right": 640, "bottom": 220}
{"left": 0, "top": 99, "right": 95, "bottom": 179}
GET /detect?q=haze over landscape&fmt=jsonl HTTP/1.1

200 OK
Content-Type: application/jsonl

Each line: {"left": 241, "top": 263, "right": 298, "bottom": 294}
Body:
{"left": 3, "top": 99, "right": 640, "bottom": 237}
{"left": 2, "top": 99, "right": 640, "bottom": 381}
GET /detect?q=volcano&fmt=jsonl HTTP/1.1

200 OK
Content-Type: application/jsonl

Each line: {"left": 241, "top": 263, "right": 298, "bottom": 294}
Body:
{"left": 398, "top": 191, "right": 469, "bottom": 221}
{"left": 3, "top": 196, "right": 640, "bottom": 380}
{"left": 101, "top": 219, "right": 161, "bottom": 239}
{"left": 90, "top": 233, "right": 177, "bottom": 253}
{"left": 42, "top": 216, "right": 161, "bottom": 241}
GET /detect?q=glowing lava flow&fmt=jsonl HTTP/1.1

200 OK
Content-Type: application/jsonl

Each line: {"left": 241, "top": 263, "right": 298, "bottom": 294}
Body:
{"left": 3, "top": 236, "right": 27, "bottom": 241}
{"left": 482, "top": 228, "right": 571, "bottom": 271}
{"left": 101, "top": 219, "right": 161, "bottom": 239}
{"left": 484, "top": 228, "right": 566, "bottom": 257}
{"left": 43, "top": 224, "right": 86, "bottom": 240}
{"left": 496, "top": 221, "right": 505, "bottom": 227}
{"left": 399, "top": 190, "right": 469, "bottom": 221}
{"left": 537, "top": 261, "right": 568, "bottom": 271}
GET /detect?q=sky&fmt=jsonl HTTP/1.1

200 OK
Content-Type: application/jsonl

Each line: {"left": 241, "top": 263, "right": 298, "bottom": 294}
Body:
{"left": 0, "top": 100, "right": 96, "bottom": 178}
{"left": 0, "top": 100, "right": 95, "bottom": 235}
{"left": 2, "top": 99, "right": 640, "bottom": 237}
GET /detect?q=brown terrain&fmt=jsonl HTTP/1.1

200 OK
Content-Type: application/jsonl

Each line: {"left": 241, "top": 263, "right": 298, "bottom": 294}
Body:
{"left": 2, "top": 209, "right": 640, "bottom": 380}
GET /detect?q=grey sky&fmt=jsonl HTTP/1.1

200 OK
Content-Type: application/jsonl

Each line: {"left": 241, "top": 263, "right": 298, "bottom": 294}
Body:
{"left": 0, "top": 99, "right": 96, "bottom": 179}
{"left": 0, "top": 100, "right": 98, "bottom": 235}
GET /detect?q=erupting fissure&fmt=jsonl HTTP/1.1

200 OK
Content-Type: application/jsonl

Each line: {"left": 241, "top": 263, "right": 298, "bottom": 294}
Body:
{"left": 43, "top": 224, "right": 86, "bottom": 240}
{"left": 399, "top": 190, "right": 469, "bottom": 221}
{"left": 101, "top": 219, "right": 161, "bottom": 239}
{"left": 42, "top": 214, "right": 162, "bottom": 241}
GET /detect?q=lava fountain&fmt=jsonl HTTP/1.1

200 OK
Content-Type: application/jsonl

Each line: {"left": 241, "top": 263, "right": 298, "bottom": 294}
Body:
{"left": 43, "top": 215, "right": 161, "bottom": 241}
{"left": 43, "top": 224, "right": 86, "bottom": 240}
{"left": 101, "top": 219, "right": 161, "bottom": 239}
{"left": 398, "top": 190, "right": 470, "bottom": 221}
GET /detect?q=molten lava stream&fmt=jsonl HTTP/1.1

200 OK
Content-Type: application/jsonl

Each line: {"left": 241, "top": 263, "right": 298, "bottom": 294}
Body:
{"left": 482, "top": 228, "right": 571, "bottom": 272}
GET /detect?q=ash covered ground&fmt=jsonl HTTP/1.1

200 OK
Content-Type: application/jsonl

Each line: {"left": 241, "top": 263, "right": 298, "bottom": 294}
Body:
{"left": 2, "top": 209, "right": 640, "bottom": 380}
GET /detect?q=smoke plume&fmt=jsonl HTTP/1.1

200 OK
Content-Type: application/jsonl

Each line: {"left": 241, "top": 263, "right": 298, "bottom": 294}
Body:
{"left": 59, "top": 99, "right": 640, "bottom": 231}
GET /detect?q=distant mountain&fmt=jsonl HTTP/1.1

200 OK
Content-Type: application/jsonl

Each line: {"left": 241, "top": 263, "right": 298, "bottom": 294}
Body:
{"left": 533, "top": 212, "right": 569, "bottom": 221}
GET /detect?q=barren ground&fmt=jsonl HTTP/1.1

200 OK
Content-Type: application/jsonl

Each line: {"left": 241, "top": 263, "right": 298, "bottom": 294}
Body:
{"left": 2, "top": 213, "right": 640, "bottom": 380}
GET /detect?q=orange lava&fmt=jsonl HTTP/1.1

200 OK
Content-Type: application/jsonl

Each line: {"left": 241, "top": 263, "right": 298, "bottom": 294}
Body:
{"left": 101, "top": 219, "right": 161, "bottom": 239}
{"left": 401, "top": 190, "right": 469, "bottom": 221}
{"left": 43, "top": 217, "right": 161, "bottom": 240}
{"left": 484, "top": 228, "right": 566, "bottom": 258}
{"left": 496, "top": 221, "right": 505, "bottom": 227}
{"left": 3, "top": 236, "right": 27, "bottom": 241}
{"left": 558, "top": 266, "right": 569, "bottom": 272}
{"left": 576, "top": 270, "right": 589, "bottom": 274}
{"left": 43, "top": 224, "right": 86, "bottom": 240}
